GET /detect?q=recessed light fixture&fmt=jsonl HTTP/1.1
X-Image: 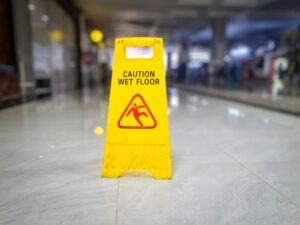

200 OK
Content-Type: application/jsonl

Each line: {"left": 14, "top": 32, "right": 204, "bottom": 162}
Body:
{"left": 28, "top": 3, "right": 35, "bottom": 11}
{"left": 41, "top": 14, "right": 49, "bottom": 22}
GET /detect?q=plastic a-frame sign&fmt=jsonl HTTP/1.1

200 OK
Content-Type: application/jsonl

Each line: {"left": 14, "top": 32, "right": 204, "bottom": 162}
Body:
{"left": 102, "top": 37, "right": 172, "bottom": 179}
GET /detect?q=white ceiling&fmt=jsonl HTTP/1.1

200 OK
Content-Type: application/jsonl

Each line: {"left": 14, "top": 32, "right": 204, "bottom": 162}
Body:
{"left": 72, "top": 0, "right": 290, "bottom": 41}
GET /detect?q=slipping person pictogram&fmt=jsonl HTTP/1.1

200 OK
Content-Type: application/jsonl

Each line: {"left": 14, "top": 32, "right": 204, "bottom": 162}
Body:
{"left": 126, "top": 103, "right": 148, "bottom": 127}
{"left": 117, "top": 94, "right": 157, "bottom": 129}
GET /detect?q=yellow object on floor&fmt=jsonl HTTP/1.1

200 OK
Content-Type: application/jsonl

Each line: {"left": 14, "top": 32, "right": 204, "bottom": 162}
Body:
{"left": 102, "top": 37, "right": 172, "bottom": 179}
{"left": 94, "top": 126, "right": 104, "bottom": 135}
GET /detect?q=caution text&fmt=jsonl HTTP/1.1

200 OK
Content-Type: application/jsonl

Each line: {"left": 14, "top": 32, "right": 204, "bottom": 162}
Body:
{"left": 118, "top": 70, "right": 160, "bottom": 86}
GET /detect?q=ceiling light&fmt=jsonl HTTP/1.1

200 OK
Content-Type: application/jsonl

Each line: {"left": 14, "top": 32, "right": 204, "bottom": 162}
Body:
{"left": 50, "top": 29, "right": 63, "bottom": 42}
{"left": 230, "top": 46, "right": 250, "bottom": 58}
{"left": 41, "top": 14, "right": 49, "bottom": 22}
{"left": 90, "top": 29, "right": 104, "bottom": 44}
{"left": 28, "top": 3, "right": 35, "bottom": 11}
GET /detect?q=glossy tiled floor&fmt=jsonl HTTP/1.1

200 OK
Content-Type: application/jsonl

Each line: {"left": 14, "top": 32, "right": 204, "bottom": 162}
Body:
{"left": 0, "top": 87, "right": 300, "bottom": 225}
{"left": 177, "top": 84, "right": 300, "bottom": 115}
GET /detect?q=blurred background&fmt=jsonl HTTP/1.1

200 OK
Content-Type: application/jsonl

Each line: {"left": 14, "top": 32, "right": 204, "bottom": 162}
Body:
{"left": 1, "top": 1, "right": 300, "bottom": 224}
{"left": 0, "top": 0, "right": 300, "bottom": 113}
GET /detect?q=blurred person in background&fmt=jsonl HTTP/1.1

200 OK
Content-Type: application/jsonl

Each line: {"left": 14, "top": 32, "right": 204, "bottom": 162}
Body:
{"left": 215, "top": 65, "right": 226, "bottom": 87}
{"left": 177, "top": 42, "right": 189, "bottom": 83}
{"left": 287, "top": 46, "right": 300, "bottom": 93}
{"left": 272, "top": 58, "right": 288, "bottom": 96}
{"left": 226, "top": 59, "right": 240, "bottom": 89}
{"left": 99, "top": 42, "right": 110, "bottom": 85}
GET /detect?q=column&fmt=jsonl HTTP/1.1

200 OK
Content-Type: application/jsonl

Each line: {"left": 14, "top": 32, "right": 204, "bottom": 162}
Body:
{"left": 211, "top": 18, "right": 227, "bottom": 67}
{"left": 11, "top": 0, "right": 35, "bottom": 102}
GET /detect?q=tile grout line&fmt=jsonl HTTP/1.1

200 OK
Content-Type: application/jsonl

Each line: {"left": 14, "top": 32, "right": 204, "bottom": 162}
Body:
{"left": 220, "top": 148, "right": 300, "bottom": 210}
{"left": 115, "top": 178, "right": 120, "bottom": 225}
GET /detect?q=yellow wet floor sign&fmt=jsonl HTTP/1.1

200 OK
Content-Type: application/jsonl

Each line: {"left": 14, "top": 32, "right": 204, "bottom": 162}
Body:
{"left": 102, "top": 37, "right": 172, "bottom": 179}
